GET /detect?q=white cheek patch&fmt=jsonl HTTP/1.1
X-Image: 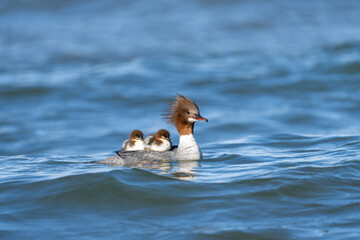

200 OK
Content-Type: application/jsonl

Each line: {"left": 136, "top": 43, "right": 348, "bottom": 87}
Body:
{"left": 188, "top": 117, "right": 197, "bottom": 123}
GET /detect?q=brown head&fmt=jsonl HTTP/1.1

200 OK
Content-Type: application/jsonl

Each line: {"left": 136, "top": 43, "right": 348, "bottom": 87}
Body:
{"left": 129, "top": 130, "right": 144, "bottom": 141}
{"left": 163, "top": 94, "right": 208, "bottom": 135}
{"left": 156, "top": 129, "right": 171, "bottom": 141}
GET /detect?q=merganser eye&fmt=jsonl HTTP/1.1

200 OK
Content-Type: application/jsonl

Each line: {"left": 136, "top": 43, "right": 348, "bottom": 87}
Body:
{"left": 187, "top": 111, "right": 190, "bottom": 115}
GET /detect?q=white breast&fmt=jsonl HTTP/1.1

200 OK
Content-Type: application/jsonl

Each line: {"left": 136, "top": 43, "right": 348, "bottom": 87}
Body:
{"left": 147, "top": 140, "right": 172, "bottom": 151}
{"left": 122, "top": 140, "right": 145, "bottom": 151}
{"left": 175, "top": 134, "right": 202, "bottom": 160}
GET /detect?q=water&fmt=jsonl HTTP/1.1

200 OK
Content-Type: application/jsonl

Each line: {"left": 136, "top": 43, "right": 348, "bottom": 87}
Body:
{"left": 1, "top": 0, "right": 360, "bottom": 239}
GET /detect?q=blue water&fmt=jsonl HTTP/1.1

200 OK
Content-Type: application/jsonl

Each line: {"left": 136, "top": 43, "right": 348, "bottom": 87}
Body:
{"left": 1, "top": 0, "right": 360, "bottom": 239}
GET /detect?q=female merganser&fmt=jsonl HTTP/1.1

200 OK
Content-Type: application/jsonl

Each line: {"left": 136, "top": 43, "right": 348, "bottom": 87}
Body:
{"left": 121, "top": 130, "right": 145, "bottom": 151}
{"left": 163, "top": 94, "right": 208, "bottom": 160}
{"left": 98, "top": 94, "right": 207, "bottom": 165}
{"left": 144, "top": 129, "right": 172, "bottom": 151}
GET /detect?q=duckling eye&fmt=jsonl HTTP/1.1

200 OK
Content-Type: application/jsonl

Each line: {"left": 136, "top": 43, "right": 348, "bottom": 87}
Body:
{"left": 186, "top": 111, "right": 190, "bottom": 115}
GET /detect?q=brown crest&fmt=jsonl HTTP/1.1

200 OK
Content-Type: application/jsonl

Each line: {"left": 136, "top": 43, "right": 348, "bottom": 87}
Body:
{"left": 162, "top": 94, "right": 199, "bottom": 125}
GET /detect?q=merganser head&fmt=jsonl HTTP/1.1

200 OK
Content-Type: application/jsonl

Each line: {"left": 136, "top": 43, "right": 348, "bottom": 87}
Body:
{"left": 156, "top": 129, "right": 171, "bottom": 141}
{"left": 163, "top": 94, "right": 208, "bottom": 135}
{"left": 130, "top": 130, "right": 144, "bottom": 141}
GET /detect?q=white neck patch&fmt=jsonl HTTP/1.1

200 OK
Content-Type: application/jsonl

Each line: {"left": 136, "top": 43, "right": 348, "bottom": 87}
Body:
{"left": 175, "top": 134, "right": 202, "bottom": 160}
{"left": 187, "top": 117, "right": 197, "bottom": 123}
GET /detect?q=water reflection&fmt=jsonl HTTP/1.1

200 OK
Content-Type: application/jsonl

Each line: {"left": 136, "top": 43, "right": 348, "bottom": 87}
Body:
{"left": 154, "top": 160, "right": 200, "bottom": 180}
{"left": 121, "top": 159, "right": 200, "bottom": 180}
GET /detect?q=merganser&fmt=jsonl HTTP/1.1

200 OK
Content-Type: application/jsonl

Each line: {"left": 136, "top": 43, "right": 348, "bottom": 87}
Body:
{"left": 121, "top": 130, "right": 145, "bottom": 151}
{"left": 144, "top": 129, "right": 172, "bottom": 151}
{"left": 163, "top": 94, "right": 208, "bottom": 160}
{"left": 98, "top": 94, "right": 207, "bottom": 165}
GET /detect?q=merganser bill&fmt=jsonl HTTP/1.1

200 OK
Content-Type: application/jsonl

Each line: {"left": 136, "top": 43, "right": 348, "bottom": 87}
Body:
{"left": 144, "top": 129, "right": 172, "bottom": 152}
{"left": 121, "top": 130, "right": 145, "bottom": 151}
{"left": 98, "top": 94, "right": 208, "bottom": 165}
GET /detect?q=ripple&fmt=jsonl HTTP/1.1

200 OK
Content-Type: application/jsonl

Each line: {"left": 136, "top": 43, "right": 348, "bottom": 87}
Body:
{"left": 2, "top": 0, "right": 360, "bottom": 239}
{"left": 0, "top": 86, "right": 53, "bottom": 97}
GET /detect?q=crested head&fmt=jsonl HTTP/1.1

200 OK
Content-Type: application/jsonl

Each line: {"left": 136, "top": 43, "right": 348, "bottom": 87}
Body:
{"left": 162, "top": 94, "right": 208, "bottom": 135}
{"left": 156, "top": 129, "right": 170, "bottom": 140}
{"left": 130, "top": 129, "right": 143, "bottom": 140}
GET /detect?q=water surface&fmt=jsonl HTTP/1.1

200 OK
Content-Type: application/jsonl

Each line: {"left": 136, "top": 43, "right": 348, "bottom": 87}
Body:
{"left": 1, "top": 0, "right": 360, "bottom": 239}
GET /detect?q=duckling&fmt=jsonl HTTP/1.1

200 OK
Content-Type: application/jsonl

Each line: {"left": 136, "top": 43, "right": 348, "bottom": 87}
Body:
{"left": 122, "top": 130, "right": 145, "bottom": 151}
{"left": 144, "top": 129, "right": 172, "bottom": 151}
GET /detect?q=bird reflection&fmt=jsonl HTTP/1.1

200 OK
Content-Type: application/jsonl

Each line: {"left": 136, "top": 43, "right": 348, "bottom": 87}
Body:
{"left": 125, "top": 159, "right": 200, "bottom": 180}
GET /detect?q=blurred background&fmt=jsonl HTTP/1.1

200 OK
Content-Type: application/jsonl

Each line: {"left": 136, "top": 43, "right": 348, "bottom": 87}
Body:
{"left": 1, "top": 0, "right": 360, "bottom": 154}
{"left": 1, "top": 1, "right": 360, "bottom": 239}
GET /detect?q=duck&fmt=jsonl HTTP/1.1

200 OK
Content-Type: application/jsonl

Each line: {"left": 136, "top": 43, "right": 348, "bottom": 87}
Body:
{"left": 121, "top": 130, "right": 145, "bottom": 151}
{"left": 144, "top": 129, "right": 172, "bottom": 151}
{"left": 98, "top": 94, "right": 207, "bottom": 165}
{"left": 163, "top": 94, "right": 208, "bottom": 160}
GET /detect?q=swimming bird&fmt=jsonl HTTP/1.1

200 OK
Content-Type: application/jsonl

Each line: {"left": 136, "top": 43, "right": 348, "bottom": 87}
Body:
{"left": 163, "top": 94, "right": 208, "bottom": 160}
{"left": 121, "top": 130, "right": 145, "bottom": 151}
{"left": 98, "top": 94, "right": 207, "bottom": 165}
{"left": 144, "top": 129, "right": 172, "bottom": 151}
